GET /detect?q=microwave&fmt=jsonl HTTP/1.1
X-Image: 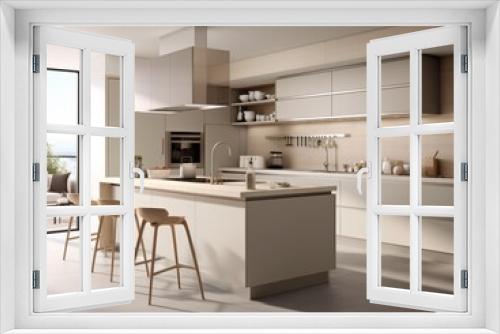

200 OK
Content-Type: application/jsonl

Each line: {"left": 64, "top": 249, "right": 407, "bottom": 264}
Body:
{"left": 165, "top": 131, "right": 203, "bottom": 168}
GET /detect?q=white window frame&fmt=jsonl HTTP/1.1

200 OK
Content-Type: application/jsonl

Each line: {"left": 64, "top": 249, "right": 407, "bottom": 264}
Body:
{"left": 0, "top": 1, "right": 498, "bottom": 333}
{"left": 32, "top": 26, "right": 136, "bottom": 312}
{"left": 365, "top": 26, "right": 468, "bottom": 312}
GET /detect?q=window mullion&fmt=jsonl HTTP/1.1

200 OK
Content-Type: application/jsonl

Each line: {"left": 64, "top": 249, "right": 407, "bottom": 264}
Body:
{"left": 409, "top": 48, "right": 420, "bottom": 294}
{"left": 81, "top": 48, "right": 92, "bottom": 294}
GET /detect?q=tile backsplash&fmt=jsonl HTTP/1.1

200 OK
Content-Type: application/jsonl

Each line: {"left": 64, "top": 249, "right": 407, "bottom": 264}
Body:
{"left": 245, "top": 114, "right": 454, "bottom": 177}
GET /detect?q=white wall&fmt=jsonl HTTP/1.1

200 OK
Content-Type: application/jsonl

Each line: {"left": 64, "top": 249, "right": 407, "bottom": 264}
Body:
{"left": 0, "top": 3, "right": 15, "bottom": 332}
{"left": 485, "top": 2, "right": 500, "bottom": 332}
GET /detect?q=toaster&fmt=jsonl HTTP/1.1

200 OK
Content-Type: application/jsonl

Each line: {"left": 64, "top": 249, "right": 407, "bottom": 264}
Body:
{"left": 239, "top": 155, "right": 265, "bottom": 169}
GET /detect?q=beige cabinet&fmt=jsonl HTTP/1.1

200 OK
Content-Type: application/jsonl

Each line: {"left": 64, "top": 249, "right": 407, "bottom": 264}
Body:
{"left": 135, "top": 113, "right": 166, "bottom": 169}
{"left": 276, "top": 71, "right": 332, "bottom": 120}
{"left": 277, "top": 95, "right": 331, "bottom": 120}
{"left": 150, "top": 55, "right": 170, "bottom": 110}
{"left": 276, "top": 71, "right": 332, "bottom": 98}
{"left": 135, "top": 57, "right": 152, "bottom": 111}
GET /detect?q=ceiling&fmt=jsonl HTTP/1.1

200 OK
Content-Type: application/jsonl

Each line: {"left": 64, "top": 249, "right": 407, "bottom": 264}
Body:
{"left": 76, "top": 26, "right": 381, "bottom": 60}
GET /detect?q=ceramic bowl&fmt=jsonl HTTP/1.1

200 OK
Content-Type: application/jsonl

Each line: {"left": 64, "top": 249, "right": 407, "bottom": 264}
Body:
{"left": 244, "top": 110, "right": 256, "bottom": 122}
{"left": 239, "top": 95, "right": 249, "bottom": 102}
{"left": 254, "top": 91, "right": 265, "bottom": 100}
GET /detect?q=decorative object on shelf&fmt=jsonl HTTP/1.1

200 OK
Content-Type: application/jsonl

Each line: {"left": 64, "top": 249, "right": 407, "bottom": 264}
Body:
{"left": 243, "top": 110, "right": 256, "bottom": 122}
{"left": 265, "top": 94, "right": 275, "bottom": 100}
{"left": 239, "top": 94, "right": 249, "bottom": 102}
{"left": 248, "top": 91, "right": 255, "bottom": 101}
{"left": 393, "top": 164, "right": 405, "bottom": 175}
{"left": 382, "top": 157, "right": 392, "bottom": 175}
{"left": 353, "top": 160, "right": 367, "bottom": 173}
{"left": 254, "top": 91, "right": 265, "bottom": 101}
{"left": 423, "top": 150, "right": 440, "bottom": 177}
{"left": 236, "top": 107, "right": 244, "bottom": 122}
{"left": 403, "top": 163, "right": 410, "bottom": 175}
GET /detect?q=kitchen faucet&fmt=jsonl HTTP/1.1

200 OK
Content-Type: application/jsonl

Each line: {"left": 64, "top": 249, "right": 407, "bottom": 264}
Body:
{"left": 210, "top": 141, "right": 232, "bottom": 184}
{"left": 321, "top": 138, "right": 338, "bottom": 172}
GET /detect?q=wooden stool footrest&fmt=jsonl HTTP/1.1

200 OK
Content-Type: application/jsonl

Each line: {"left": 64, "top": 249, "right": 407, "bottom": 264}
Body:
{"left": 152, "top": 264, "right": 196, "bottom": 276}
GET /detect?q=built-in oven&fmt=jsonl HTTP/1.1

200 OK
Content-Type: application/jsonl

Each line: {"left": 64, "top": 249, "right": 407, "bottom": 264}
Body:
{"left": 165, "top": 131, "right": 203, "bottom": 168}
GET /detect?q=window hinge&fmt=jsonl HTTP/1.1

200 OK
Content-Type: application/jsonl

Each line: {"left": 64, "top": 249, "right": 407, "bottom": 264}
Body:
{"left": 32, "top": 162, "right": 40, "bottom": 182}
{"left": 461, "top": 54, "right": 468, "bottom": 73}
{"left": 32, "top": 54, "right": 40, "bottom": 73}
{"left": 32, "top": 270, "right": 40, "bottom": 289}
{"left": 461, "top": 269, "right": 468, "bottom": 289}
{"left": 461, "top": 162, "right": 468, "bottom": 182}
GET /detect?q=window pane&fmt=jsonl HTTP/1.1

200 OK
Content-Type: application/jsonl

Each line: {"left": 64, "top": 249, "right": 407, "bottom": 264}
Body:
{"left": 46, "top": 133, "right": 80, "bottom": 206}
{"left": 379, "top": 215, "right": 410, "bottom": 290}
{"left": 90, "top": 136, "right": 122, "bottom": 205}
{"left": 421, "top": 133, "right": 454, "bottom": 206}
{"left": 91, "top": 53, "right": 121, "bottom": 127}
{"left": 380, "top": 53, "right": 410, "bottom": 127}
{"left": 91, "top": 214, "right": 122, "bottom": 290}
{"left": 421, "top": 45, "right": 454, "bottom": 124}
{"left": 47, "top": 215, "right": 82, "bottom": 295}
{"left": 379, "top": 136, "right": 410, "bottom": 205}
{"left": 421, "top": 217, "right": 454, "bottom": 294}
{"left": 47, "top": 70, "right": 79, "bottom": 125}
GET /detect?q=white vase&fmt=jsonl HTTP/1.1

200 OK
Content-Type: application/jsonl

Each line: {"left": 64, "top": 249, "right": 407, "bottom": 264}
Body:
{"left": 382, "top": 158, "right": 392, "bottom": 175}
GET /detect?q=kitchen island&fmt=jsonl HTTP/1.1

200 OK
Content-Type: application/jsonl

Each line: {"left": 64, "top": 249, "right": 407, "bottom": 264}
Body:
{"left": 101, "top": 178, "right": 336, "bottom": 299}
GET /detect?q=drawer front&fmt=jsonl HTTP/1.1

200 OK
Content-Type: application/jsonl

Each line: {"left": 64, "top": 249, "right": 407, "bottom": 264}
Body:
{"left": 332, "top": 65, "right": 366, "bottom": 92}
{"left": 277, "top": 95, "right": 332, "bottom": 120}
{"left": 277, "top": 71, "right": 332, "bottom": 98}
{"left": 332, "top": 91, "right": 366, "bottom": 117}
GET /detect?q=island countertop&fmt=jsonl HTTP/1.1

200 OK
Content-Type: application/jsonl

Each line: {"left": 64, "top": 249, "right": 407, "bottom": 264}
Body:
{"left": 101, "top": 177, "right": 336, "bottom": 201}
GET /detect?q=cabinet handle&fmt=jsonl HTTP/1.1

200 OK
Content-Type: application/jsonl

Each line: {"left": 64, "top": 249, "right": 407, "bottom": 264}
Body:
{"left": 356, "top": 163, "right": 371, "bottom": 195}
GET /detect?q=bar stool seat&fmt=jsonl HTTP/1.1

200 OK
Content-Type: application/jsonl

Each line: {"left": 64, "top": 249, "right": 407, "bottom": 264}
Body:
{"left": 135, "top": 207, "right": 205, "bottom": 305}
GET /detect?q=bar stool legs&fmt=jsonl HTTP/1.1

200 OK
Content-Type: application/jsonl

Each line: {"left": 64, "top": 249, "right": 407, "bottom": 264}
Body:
{"left": 137, "top": 208, "right": 205, "bottom": 306}
{"left": 134, "top": 214, "right": 149, "bottom": 278}
{"left": 149, "top": 224, "right": 159, "bottom": 305}
{"left": 170, "top": 224, "right": 181, "bottom": 289}
{"left": 182, "top": 221, "right": 205, "bottom": 300}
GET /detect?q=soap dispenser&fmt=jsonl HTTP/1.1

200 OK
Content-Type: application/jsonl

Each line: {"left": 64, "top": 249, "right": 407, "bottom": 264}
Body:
{"left": 246, "top": 158, "right": 256, "bottom": 190}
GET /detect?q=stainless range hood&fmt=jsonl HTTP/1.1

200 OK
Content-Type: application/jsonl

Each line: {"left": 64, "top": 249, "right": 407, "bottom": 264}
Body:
{"left": 148, "top": 46, "right": 230, "bottom": 113}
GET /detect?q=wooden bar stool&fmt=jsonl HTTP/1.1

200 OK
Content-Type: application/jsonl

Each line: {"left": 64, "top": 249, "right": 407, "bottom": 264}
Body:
{"left": 62, "top": 193, "right": 99, "bottom": 260}
{"left": 135, "top": 207, "right": 205, "bottom": 305}
{"left": 91, "top": 199, "right": 121, "bottom": 282}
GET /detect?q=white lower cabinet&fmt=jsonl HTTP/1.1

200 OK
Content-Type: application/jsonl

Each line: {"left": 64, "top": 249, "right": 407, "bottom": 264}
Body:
{"left": 220, "top": 171, "right": 453, "bottom": 254}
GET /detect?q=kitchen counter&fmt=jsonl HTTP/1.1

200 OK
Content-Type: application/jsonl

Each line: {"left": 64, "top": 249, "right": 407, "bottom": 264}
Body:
{"left": 219, "top": 167, "right": 453, "bottom": 185}
{"left": 100, "top": 177, "right": 336, "bottom": 299}
{"left": 101, "top": 177, "right": 336, "bottom": 200}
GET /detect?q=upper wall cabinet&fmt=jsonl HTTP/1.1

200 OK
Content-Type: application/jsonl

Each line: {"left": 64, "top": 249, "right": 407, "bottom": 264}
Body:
{"left": 135, "top": 57, "right": 152, "bottom": 111}
{"left": 277, "top": 71, "right": 332, "bottom": 98}
{"left": 276, "top": 71, "right": 332, "bottom": 120}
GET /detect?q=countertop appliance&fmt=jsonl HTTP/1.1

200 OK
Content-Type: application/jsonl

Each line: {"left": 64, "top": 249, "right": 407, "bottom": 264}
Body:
{"left": 166, "top": 131, "right": 203, "bottom": 168}
{"left": 268, "top": 151, "right": 284, "bottom": 169}
{"left": 239, "top": 155, "right": 265, "bottom": 169}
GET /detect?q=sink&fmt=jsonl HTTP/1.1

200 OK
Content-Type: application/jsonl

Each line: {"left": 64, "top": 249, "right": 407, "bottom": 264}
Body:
{"left": 163, "top": 177, "right": 243, "bottom": 183}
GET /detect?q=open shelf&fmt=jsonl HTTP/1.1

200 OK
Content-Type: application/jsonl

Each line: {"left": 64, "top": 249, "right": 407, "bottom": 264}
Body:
{"left": 231, "top": 99, "right": 276, "bottom": 107}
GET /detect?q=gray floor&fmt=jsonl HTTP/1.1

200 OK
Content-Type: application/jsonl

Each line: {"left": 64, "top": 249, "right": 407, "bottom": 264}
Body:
{"left": 46, "top": 234, "right": 452, "bottom": 312}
